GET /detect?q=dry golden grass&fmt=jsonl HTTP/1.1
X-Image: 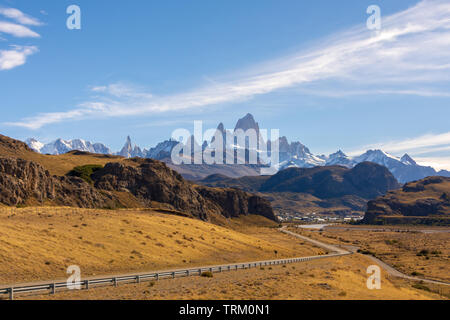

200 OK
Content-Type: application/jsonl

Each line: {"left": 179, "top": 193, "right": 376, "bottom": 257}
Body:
{"left": 0, "top": 207, "right": 324, "bottom": 285}
{"left": 289, "top": 225, "right": 450, "bottom": 282}
{"left": 26, "top": 254, "right": 443, "bottom": 300}
{"left": 0, "top": 145, "right": 126, "bottom": 176}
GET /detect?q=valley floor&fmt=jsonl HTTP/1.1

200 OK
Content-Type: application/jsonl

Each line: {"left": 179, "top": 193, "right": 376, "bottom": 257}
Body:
{"left": 24, "top": 254, "right": 442, "bottom": 300}
{"left": 288, "top": 224, "right": 450, "bottom": 283}
{"left": 1, "top": 207, "right": 448, "bottom": 300}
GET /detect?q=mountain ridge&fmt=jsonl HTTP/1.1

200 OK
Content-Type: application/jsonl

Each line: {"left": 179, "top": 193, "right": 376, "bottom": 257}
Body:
{"left": 24, "top": 114, "right": 450, "bottom": 183}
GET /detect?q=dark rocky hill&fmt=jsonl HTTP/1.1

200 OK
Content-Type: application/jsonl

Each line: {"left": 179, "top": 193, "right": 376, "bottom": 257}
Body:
{"left": 199, "top": 162, "right": 400, "bottom": 216}
{"left": 363, "top": 176, "right": 450, "bottom": 225}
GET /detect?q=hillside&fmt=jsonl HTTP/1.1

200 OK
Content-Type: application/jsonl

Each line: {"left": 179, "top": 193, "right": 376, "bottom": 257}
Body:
{"left": 0, "top": 207, "right": 323, "bottom": 285}
{"left": 199, "top": 162, "right": 400, "bottom": 216}
{"left": 363, "top": 176, "right": 450, "bottom": 225}
{"left": 0, "top": 134, "right": 277, "bottom": 222}
{"left": 0, "top": 134, "right": 126, "bottom": 176}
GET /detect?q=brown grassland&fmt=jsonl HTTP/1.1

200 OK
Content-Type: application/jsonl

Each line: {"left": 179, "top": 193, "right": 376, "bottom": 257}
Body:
{"left": 0, "top": 207, "right": 324, "bottom": 285}
{"left": 287, "top": 225, "right": 450, "bottom": 283}
{"left": 0, "top": 206, "right": 448, "bottom": 300}
{"left": 26, "top": 254, "right": 441, "bottom": 300}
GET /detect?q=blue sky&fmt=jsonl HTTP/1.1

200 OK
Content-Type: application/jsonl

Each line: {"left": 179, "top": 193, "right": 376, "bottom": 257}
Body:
{"left": 1, "top": 0, "right": 450, "bottom": 170}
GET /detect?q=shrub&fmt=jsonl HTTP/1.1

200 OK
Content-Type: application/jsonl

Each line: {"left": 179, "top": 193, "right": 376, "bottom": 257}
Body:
{"left": 201, "top": 271, "right": 213, "bottom": 278}
{"left": 417, "top": 249, "right": 430, "bottom": 257}
{"left": 67, "top": 164, "right": 103, "bottom": 184}
{"left": 412, "top": 283, "right": 431, "bottom": 292}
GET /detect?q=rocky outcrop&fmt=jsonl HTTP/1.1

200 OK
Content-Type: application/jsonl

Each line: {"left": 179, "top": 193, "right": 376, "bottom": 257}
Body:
{"left": 363, "top": 176, "right": 450, "bottom": 225}
{"left": 91, "top": 158, "right": 278, "bottom": 221}
{"left": 195, "top": 186, "right": 277, "bottom": 221}
{"left": 0, "top": 157, "right": 114, "bottom": 208}
{"left": 92, "top": 159, "right": 210, "bottom": 219}
{"left": 0, "top": 157, "right": 55, "bottom": 205}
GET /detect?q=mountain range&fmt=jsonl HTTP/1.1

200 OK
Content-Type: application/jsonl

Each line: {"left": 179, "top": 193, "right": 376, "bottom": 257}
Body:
{"left": 25, "top": 114, "right": 450, "bottom": 183}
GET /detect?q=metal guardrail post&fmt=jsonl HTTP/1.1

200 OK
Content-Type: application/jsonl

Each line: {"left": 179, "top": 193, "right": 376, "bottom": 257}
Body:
{"left": 114, "top": 278, "right": 118, "bottom": 287}
{"left": 187, "top": 270, "right": 190, "bottom": 276}
{"left": 136, "top": 276, "right": 140, "bottom": 283}
{"left": 156, "top": 273, "right": 159, "bottom": 281}
{"left": 85, "top": 280, "right": 89, "bottom": 290}
{"left": 172, "top": 272, "right": 176, "bottom": 279}
{"left": 219, "top": 267, "right": 222, "bottom": 273}
{"left": 9, "top": 287, "right": 13, "bottom": 300}
{"left": 51, "top": 283, "right": 56, "bottom": 295}
{"left": 198, "top": 268, "right": 202, "bottom": 275}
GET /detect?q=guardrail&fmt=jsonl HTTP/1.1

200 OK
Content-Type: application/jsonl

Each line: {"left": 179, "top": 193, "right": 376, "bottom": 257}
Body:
{"left": 0, "top": 252, "right": 351, "bottom": 300}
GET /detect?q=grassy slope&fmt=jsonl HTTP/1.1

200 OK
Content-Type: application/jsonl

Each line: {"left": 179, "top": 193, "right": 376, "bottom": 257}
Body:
{"left": 0, "top": 207, "right": 324, "bottom": 285}
{"left": 27, "top": 255, "right": 442, "bottom": 300}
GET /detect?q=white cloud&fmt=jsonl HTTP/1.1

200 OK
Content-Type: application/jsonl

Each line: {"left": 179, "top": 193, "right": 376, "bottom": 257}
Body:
{"left": 0, "top": 7, "right": 43, "bottom": 26}
{"left": 348, "top": 131, "right": 450, "bottom": 156}
{"left": 0, "top": 8, "right": 42, "bottom": 71}
{"left": 0, "top": 21, "right": 40, "bottom": 38}
{"left": 413, "top": 157, "right": 450, "bottom": 171}
{"left": 5, "top": 0, "right": 450, "bottom": 128}
{"left": 0, "top": 45, "right": 38, "bottom": 70}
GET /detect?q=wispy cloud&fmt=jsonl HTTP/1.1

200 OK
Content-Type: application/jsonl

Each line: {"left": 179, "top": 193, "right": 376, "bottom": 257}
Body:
{"left": 0, "top": 45, "right": 38, "bottom": 70}
{"left": 0, "top": 21, "right": 40, "bottom": 38}
{"left": 0, "top": 7, "right": 43, "bottom": 26}
{"left": 413, "top": 156, "right": 450, "bottom": 171}
{"left": 6, "top": 0, "right": 450, "bottom": 128}
{"left": 0, "top": 7, "right": 42, "bottom": 70}
{"left": 348, "top": 131, "right": 450, "bottom": 156}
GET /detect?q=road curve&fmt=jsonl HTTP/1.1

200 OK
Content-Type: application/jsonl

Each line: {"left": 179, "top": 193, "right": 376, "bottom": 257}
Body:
{"left": 283, "top": 226, "right": 450, "bottom": 286}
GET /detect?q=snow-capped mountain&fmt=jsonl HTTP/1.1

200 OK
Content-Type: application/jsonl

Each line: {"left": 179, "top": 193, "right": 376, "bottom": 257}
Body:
{"left": 276, "top": 137, "right": 326, "bottom": 169}
{"left": 116, "top": 136, "right": 146, "bottom": 158}
{"left": 26, "top": 138, "right": 112, "bottom": 155}
{"left": 146, "top": 139, "right": 180, "bottom": 160}
{"left": 325, "top": 150, "right": 355, "bottom": 168}
{"left": 25, "top": 138, "right": 44, "bottom": 153}
{"left": 24, "top": 113, "right": 450, "bottom": 183}
{"left": 323, "top": 149, "right": 442, "bottom": 183}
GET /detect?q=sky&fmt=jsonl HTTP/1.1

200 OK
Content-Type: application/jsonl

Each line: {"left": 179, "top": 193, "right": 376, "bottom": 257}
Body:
{"left": 1, "top": 0, "right": 450, "bottom": 170}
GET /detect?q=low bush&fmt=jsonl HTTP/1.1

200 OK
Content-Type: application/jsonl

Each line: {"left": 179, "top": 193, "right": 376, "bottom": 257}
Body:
{"left": 67, "top": 164, "right": 103, "bottom": 184}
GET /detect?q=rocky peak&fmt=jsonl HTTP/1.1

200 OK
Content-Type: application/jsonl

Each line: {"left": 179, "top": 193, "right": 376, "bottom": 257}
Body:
{"left": 401, "top": 154, "right": 417, "bottom": 166}
{"left": 234, "top": 113, "right": 260, "bottom": 133}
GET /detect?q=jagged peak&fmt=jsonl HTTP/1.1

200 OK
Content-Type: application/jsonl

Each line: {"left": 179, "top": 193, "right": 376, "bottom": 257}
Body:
{"left": 401, "top": 153, "right": 417, "bottom": 165}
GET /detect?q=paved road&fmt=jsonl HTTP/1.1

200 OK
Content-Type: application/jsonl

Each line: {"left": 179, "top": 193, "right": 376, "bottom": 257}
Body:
{"left": 280, "top": 227, "right": 350, "bottom": 255}
{"left": 364, "top": 254, "right": 450, "bottom": 286}
{"left": 322, "top": 225, "right": 450, "bottom": 234}
{"left": 285, "top": 226, "right": 450, "bottom": 286}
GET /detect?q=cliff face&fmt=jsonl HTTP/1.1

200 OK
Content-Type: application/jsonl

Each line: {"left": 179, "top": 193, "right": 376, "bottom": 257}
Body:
{"left": 195, "top": 186, "right": 276, "bottom": 221}
{"left": 0, "top": 157, "right": 114, "bottom": 208}
{"left": 92, "top": 159, "right": 277, "bottom": 221}
{"left": 0, "top": 157, "right": 55, "bottom": 205}
{"left": 92, "top": 159, "right": 210, "bottom": 220}
{"left": 363, "top": 176, "right": 450, "bottom": 225}
{"left": 0, "top": 156, "right": 277, "bottom": 222}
